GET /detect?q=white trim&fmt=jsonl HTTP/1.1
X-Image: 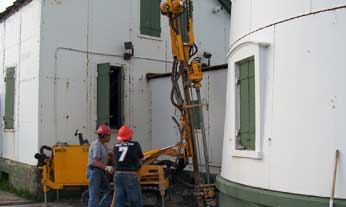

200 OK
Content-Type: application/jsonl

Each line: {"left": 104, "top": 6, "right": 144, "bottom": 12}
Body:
{"left": 228, "top": 42, "right": 269, "bottom": 159}
{"left": 232, "top": 150, "right": 263, "bottom": 159}
{"left": 137, "top": 34, "right": 163, "bottom": 41}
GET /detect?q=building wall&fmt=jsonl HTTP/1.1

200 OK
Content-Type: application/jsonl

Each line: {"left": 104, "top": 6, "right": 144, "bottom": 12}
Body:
{"left": 149, "top": 69, "right": 227, "bottom": 173}
{"left": 38, "top": 0, "right": 230, "bottom": 158}
{"left": 221, "top": 0, "right": 346, "bottom": 201}
{"left": 193, "top": 0, "right": 230, "bottom": 64}
{"left": 38, "top": 0, "right": 171, "bottom": 152}
{"left": 0, "top": 0, "right": 41, "bottom": 165}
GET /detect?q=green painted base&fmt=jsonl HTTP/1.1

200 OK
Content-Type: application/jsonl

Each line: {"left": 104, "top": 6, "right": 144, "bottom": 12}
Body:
{"left": 216, "top": 175, "right": 346, "bottom": 207}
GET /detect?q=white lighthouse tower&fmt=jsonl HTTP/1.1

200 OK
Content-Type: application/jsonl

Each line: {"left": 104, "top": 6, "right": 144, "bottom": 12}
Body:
{"left": 217, "top": 1, "right": 346, "bottom": 206}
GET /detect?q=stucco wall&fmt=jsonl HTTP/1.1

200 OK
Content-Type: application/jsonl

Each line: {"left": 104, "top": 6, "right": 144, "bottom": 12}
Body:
{"left": 0, "top": 0, "right": 41, "bottom": 165}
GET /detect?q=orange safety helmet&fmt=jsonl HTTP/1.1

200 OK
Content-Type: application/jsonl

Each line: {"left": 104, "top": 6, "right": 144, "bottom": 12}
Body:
{"left": 117, "top": 125, "right": 133, "bottom": 141}
{"left": 97, "top": 124, "right": 111, "bottom": 135}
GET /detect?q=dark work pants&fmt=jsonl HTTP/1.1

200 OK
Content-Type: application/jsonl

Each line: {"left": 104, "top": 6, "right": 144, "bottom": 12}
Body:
{"left": 114, "top": 173, "right": 143, "bottom": 207}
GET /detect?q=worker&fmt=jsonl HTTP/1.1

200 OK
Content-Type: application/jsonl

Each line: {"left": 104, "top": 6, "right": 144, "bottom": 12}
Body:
{"left": 87, "top": 124, "right": 114, "bottom": 207}
{"left": 113, "top": 125, "right": 144, "bottom": 207}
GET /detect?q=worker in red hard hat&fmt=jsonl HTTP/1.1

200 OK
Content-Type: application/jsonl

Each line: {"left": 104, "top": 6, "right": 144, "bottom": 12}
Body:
{"left": 87, "top": 124, "right": 114, "bottom": 207}
{"left": 113, "top": 125, "right": 144, "bottom": 207}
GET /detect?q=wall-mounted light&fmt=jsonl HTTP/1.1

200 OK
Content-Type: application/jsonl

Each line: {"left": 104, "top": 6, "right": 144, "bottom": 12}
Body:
{"left": 203, "top": 51, "right": 212, "bottom": 66}
{"left": 124, "top": 42, "right": 134, "bottom": 60}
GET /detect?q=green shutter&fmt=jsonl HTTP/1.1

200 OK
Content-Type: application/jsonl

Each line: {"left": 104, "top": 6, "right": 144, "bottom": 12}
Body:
{"left": 97, "top": 63, "right": 110, "bottom": 127}
{"left": 4, "top": 67, "right": 15, "bottom": 129}
{"left": 239, "top": 59, "right": 255, "bottom": 150}
{"left": 140, "top": 0, "right": 161, "bottom": 37}
{"left": 248, "top": 59, "right": 256, "bottom": 149}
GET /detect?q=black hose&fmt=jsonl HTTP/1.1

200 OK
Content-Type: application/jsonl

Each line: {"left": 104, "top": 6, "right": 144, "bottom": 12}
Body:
{"left": 39, "top": 145, "right": 52, "bottom": 154}
{"left": 169, "top": 15, "right": 179, "bottom": 34}
{"left": 170, "top": 59, "right": 184, "bottom": 113}
{"left": 189, "top": 43, "right": 198, "bottom": 59}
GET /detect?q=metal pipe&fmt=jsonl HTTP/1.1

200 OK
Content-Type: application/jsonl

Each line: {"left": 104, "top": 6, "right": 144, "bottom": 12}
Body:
{"left": 196, "top": 88, "right": 210, "bottom": 184}
{"left": 162, "top": 196, "right": 165, "bottom": 207}
{"left": 146, "top": 63, "right": 228, "bottom": 80}
{"left": 44, "top": 192, "right": 47, "bottom": 206}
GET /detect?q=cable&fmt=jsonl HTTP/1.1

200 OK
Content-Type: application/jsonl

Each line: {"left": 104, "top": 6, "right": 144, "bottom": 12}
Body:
{"left": 169, "top": 15, "right": 178, "bottom": 34}
{"left": 170, "top": 59, "right": 184, "bottom": 113}
{"left": 189, "top": 43, "right": 198, "bottom": 58}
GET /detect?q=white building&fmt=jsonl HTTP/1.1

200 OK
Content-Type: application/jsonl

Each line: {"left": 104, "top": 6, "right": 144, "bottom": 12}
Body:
{"left": 0, "top": 0, "right": 230, "bottom": 192}
{"left": 217, "top": 1, "right": 346, "bottom": 206}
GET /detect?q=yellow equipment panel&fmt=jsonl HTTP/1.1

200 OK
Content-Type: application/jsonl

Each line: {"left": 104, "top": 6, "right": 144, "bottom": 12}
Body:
{"left": 53, "top": 145, "right": 89, "bottom": 185}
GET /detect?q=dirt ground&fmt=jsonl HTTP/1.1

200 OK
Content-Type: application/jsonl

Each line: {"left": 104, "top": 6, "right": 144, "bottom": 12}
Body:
{"left": 0, "top": 188, "right": 195, "bottom": 207}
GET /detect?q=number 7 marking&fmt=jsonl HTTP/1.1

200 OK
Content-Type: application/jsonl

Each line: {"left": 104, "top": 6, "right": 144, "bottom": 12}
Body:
{"left": 119, "top": 146, "right": 128, "bottom": 162}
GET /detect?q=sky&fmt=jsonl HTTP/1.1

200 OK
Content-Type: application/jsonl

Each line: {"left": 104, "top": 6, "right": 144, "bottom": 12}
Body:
{"left": 0, "top": 0, "right": 16, "bottom": 13}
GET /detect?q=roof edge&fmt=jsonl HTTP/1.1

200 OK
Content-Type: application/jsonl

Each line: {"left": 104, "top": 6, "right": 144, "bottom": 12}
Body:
{"left": 216, "top": 0, "right": 232, "bottom": 15}
{"left": 0, "top": 0, "right": 33, "bottom": 23}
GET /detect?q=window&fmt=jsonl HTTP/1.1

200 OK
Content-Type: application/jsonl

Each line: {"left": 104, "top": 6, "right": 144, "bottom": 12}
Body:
{"left": 97, "top": 64, "right": 124, "bottom": 129}
{"left": 237, "top": 58, "right": 255, "bottom": 150}
{"left": 140, "top": 0, "right": 161, "bottom": 37}
{"left": 4, "top": 67, "right": 15, "bottom": 129}
{"left": 227, "top": 41, "right": 269, "bottom": 159}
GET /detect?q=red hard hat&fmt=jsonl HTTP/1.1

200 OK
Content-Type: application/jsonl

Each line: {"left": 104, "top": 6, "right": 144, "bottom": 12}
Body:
{"left": 97, "top": 125, "right": 111, "bottom": 135}
{"left": 117, "top": 125, "right": 133, "bottom": 141}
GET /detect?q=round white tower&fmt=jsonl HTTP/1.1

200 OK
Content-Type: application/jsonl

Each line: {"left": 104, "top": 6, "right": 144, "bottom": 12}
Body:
{"left": 217, "top": 1, "right": 346, "bottom": 206}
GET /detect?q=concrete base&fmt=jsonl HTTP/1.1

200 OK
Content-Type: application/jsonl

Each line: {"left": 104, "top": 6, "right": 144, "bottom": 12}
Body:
{"left": 0, "top": 157, "right": 40, "bottom": 194}
{"left": 216, "top": 175, "right": 346, "bottom": 207}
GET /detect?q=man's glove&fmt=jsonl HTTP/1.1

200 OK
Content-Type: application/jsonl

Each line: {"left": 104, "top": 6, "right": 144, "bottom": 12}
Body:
{"left": 105, "top": 166, "right": 114, "bottom": 174}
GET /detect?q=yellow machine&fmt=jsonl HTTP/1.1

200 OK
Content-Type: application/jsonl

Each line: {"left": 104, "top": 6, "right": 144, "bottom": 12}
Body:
{"left": 34, "top": 131, "right": 90, "bottom": 204}
{"left": 35, "top": 0, "right": 215, "bottom": 206}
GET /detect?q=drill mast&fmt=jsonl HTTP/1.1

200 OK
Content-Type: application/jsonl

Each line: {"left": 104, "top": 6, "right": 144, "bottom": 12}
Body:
{"left": 161, "top": 0, "right": 216, "bottom": 206}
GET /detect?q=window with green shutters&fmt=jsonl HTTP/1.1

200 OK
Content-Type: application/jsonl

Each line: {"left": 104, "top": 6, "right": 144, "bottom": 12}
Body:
{"left": 140, "top": 0, "right": 161, "bottom": 37}
{"left": 4, "top": 67, "right": 16, "bottom": 129}
{"left": 97, "top": 63, "right": 124, "bottom": 129}
{"left": 238, "top": 58, "right": 255, "bottom": 150}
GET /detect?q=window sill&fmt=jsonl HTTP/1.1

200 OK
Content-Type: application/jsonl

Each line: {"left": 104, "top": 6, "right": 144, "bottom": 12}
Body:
{"left": 4, "top": 129, "right": 15, "bottom": 132}
{"left": 137, "top": 33, "right": 163, "bottom": 41}
{"left": 232, "top": 150, "right": 263, "bottom": 159}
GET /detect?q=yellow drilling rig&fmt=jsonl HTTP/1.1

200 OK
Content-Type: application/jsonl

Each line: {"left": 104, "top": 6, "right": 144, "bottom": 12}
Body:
{"left": 139, "top": 0, "right": 216, "bottom": 206}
